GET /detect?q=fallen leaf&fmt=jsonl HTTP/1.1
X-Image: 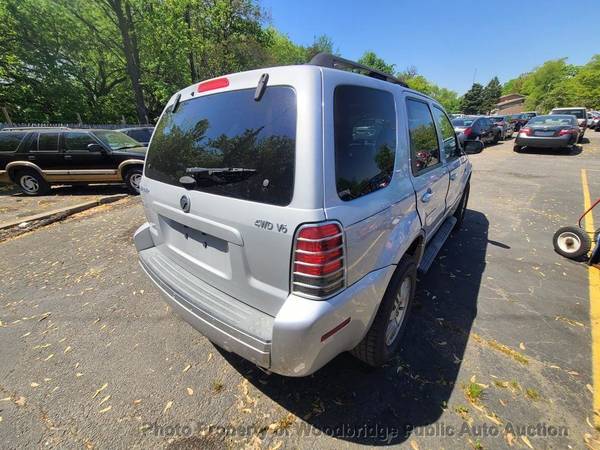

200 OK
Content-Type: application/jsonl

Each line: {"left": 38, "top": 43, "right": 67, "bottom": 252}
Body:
{"left": 15, "top": 396, "right": 26, "bottom": 407}
{"left": 76, "top": 372, "right": 83, "bottom": 377}
{"left": 133, "top": 399, "right": 142, "bottom": 405}
{"left": 521, "top": 435, "right": 533, "bottom": 449}
{"left": 207, "top": 353, "right": 213, "bottom": 362}
{"left": 64, "top": 346, "right": 72, "bottom": 354}
{"left": 268, "top": 441, "right": 282, "bottom": 450}
{"left": 410, "top": 440, "right": 420, "bottom": 450}
{"left": 519, "top": 342, "right": 526, "bottom": 350}
{"left": 21, "top": 332, "right": 31, "bottom": 338}
{"left": 99, "top": 395, "right": 111, "bottom": 406}
{"left": 44, "top": 354, "right": 54, "bottom": 361}
{"left": 505, "top": 432, "right": 515, "bottom": 446}
{"left": 92, "top": 383, "right": 108, "bottom": 399}
{"left": 99, "top": 405, "right": 111, "bottom": 414}
{"left": 186, "top": 388, "right": 193, "bottom": 396}
{"left": 163, "top": 401, "right": 173, "bottom": 414}
{"left": 183, "top": 364, "right": 191, "bottom": 373}
{"left": 30, "top": 382, "right": 39, "bottom": 388}
{"left": 587, "top": 384, "right": 594, "bottom": 394}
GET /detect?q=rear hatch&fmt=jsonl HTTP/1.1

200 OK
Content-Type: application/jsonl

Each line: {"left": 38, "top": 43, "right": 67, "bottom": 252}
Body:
{"left": 141, "top": 67, "right": 325, "bottom": 317}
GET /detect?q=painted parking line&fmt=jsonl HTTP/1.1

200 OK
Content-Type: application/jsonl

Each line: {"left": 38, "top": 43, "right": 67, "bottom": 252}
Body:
{"left": 582, "top": 168, "right": 600, "bottom": 427}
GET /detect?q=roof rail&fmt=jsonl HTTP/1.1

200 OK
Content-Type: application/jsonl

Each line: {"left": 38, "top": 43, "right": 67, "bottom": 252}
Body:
{"left": 0, "top": 126, "right": 71, "bottom": 131}
{"left": 307, "top": 53, "right": 408, "bottom": 88}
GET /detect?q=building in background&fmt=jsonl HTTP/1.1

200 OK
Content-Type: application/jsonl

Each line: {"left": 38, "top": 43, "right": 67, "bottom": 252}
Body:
{"left": 494, "top": 94, "right": 526, "bottom": 115}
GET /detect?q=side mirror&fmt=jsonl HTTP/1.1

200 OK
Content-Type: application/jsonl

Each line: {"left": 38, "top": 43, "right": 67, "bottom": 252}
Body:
{"left": 463, "top": 140, "right": 484, "bottom": 154}
{"left": 87, "top": 143, "right": 106, "bottom": 153}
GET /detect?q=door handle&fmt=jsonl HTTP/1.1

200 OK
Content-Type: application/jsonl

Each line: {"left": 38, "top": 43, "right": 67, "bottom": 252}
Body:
{"left": 27, "top": 155, "right": 36, "bottom": 160}
{"left": 450, "top": 173, "right": 457, "bottom": 181}
{"left": 64, "top": 155, "right": 72, "bottom": 160}
{"left": 421, "top": 189, "right": 433, "bottom": 203}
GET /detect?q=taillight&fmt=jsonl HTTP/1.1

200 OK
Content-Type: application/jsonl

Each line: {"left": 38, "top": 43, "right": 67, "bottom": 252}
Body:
{"left": 292, "top": 222, "right": 345, "bottom": 299}
{"left": 197, "top": 77, "right": 229, "bottom": 93}
{"left": 520, "top": 127, "right": 532, "bottom": 136}
{"left": 558, "top": 129, "right": 578, "bottom": 136}
{"left": 463, "top": 127, "right": 472, "bottom": 137}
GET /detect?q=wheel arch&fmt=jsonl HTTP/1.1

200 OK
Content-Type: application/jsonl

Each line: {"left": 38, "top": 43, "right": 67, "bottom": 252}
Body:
{"left": 6, "top": 161, "right": 46, "bottom": 182}
{"left": 118, "top": 159, "right": 144, "bottom": 180}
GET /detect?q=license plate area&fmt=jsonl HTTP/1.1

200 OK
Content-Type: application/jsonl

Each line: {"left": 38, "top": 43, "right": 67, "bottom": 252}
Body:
{"left": 159, "top": 215, "right": 232, "bottom": 278}
{"left": 535, "top": 131, "right": 555, "bottom": 137}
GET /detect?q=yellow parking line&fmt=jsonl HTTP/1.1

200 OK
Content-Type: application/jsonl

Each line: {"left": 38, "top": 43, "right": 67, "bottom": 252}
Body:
{"left": 582, "top": 168, "right": 600, "bottom": 427}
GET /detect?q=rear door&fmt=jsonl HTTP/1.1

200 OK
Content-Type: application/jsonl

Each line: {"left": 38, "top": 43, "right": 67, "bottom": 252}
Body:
{"left": 406, "top": 97, "right": 449, "bottom": 240}
{"left": 432, "top": 105, "right": 465, "bottom": 211}
{"left": 28, "top": 131, "right": 61, "bottom": 170}
{"left": 141, "top": 67, "right": 324, "bottom": 317}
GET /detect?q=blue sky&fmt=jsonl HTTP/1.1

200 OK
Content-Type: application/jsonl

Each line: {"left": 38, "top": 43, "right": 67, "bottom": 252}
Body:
{"left": 261, "top": 0, "right": 600, "bottom": 94}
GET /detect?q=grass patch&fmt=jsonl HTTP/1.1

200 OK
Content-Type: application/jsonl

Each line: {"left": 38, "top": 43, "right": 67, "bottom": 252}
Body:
{"left": 525, "top": 388, "right": 540, "bottom": 401}
{"left": 466, "top": 383, "right": 485, "bottom": 402}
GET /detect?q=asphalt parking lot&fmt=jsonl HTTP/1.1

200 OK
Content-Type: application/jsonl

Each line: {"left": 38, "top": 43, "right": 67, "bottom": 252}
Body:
{"left": 1, "top": 133, "right": 599, "bottom": 449}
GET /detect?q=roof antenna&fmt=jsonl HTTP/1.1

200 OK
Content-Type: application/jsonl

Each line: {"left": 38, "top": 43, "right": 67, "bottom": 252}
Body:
{"left": 254, "top": 73, "right": 269, "bottom": 101}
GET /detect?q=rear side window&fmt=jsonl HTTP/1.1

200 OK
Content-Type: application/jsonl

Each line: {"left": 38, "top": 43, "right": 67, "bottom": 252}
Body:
{"left": 127, "top": 129, "right": 151, "bottom": 142}
{"left": 406, "top": 99, "right": 440, "bottom": 174}
{"left": 334, "top": 86, "right": 396, "bottom": 201}
{"left": 0, "top": 132, "right": 27, "bottom": 152}
{"left": 37, "top": 132, "right": 59, "bottom": 152}
{"left": 64, "top": 132, "right": 97, "bottom": 151}
{"left": 146, "top": 87, "right": 296, "bottom": 206}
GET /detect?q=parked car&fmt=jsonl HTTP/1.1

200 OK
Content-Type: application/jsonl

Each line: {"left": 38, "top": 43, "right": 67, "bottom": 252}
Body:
{"left": 587, "top": 112, "right": 600, "bottom": 131}
{"left": 117, "top": 126, "right": 154, "bottom": 146}
{"left": 510, "top": 112, "right": 538, "bottom": 131}
{"left": 550, "top": 107, "right": 587, "bottom": 142}
{"left": 513, "top": 114, "right": 580, "bottom": 152}
{"left": 451, "top": 116, "right": 500, "bottom": 146}
{"left": 489, "top": 115, "right": 514, "bottom": 140}
{"left": 0, "top": 128, "right": 146, "bottom": 195}
{"left": 134, "top": 53, "right": 479, "bottom": 376}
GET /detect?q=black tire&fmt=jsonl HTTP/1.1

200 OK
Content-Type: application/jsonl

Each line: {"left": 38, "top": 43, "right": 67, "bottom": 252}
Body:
{"left": 351, "top": 255, "right": 417, "bottom": 367}
{"left": 15, "top": 169, "right": 50, "bottom": 196}
{"left": 493, "top": 132, "right": 500, "bottom": 144}
{"left": 124, "top": 167, "right": 143, "bottom": 195}
{"left": 553, "top": 226, "right": 592, "bottom": 259}
{"left": 513, "top": 145, "right": 523, "bottom": 153}
{"left": 453, "top": 181, "right": 470, "bottom": 231}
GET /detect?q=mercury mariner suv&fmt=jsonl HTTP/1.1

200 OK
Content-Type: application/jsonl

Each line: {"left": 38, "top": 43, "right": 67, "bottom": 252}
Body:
{"left": 134, "top": 53, "right": 476, "bottom": 376}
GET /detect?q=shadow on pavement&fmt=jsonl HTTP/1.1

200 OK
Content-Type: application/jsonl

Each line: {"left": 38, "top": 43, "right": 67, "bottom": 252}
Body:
{"left": 519, "top": 146, "right": 582, "bottom": 156}
{"left": 220, "top": 209, "right": 490, "bottom": 446}
{"left": 0, "top": 183, "right": 127, "bottom": 197}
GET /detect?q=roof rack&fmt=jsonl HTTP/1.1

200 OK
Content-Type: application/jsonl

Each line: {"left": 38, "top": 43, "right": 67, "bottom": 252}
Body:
{"left": 0, "top": 126, "right": 71, "bottom": 132}
{"left": 307, "top": 53, "right": 408, "bottom": 88}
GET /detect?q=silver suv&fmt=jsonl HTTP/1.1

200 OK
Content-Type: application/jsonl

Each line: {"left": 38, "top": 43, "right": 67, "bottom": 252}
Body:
{"left": 134, "top": 54, "right": 474, "bottom": 376}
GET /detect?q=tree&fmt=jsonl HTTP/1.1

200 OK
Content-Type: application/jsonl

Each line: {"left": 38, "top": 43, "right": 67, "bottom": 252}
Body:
{"left": 460, "top": 83, "right": 485, "bottom": 114}
{"left": 483, "top": 76, "right": 502, "bottom": 113}
{"left": 358, "top": 51, "right": 395, "bottom": 74}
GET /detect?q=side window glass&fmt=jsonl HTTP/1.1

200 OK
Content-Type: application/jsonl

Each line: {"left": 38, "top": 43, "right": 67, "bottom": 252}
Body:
{"left": 406, "top": 99, "right": 440, "bottom": 174}
{"left": 334, "top": 85, "right": 396, "bottom": 201}
{"left": 64, "top": 132, "right": 96, "bottom": 151}
{"left": 36, "top": 132, "right": 59, "bottom": 152}
{"left": 432, "top": 106, "right": 459, "bottom": 160}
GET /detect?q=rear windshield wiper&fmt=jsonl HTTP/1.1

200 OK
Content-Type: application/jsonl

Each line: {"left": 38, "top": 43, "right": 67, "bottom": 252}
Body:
{"left": 180, "top": 167, "right": 257, "bottom": 189}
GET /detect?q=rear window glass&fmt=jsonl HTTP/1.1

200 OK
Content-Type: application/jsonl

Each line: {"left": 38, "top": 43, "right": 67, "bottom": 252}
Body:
{"left": 334, "top": 86, "right": 396, "bottom": 201}
{"left": 528, "top": 115, "right": 575, "bottom": 126}
{"left": 0, "top": 132, "right": 27, "bottom": 152}
{"left": 552, "top": 109, "right": 584, "bottom": 119}
{"left": 145, "top": 87, "right": 296, "bottom": 206}
{"left": 452, "top": 119, "right": 475, "bottom": 127}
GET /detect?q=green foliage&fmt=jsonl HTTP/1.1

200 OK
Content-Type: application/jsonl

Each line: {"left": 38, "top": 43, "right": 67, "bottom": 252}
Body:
{"left": 482, "top": 76, "right": 502, "bottom": 113}
{"left": 502, "top": 56, "right": 600, "bottom": 113}
{"left": 460, "top": 83, "right": 485, "bottom": 114}
{"left": 358, "top": 51, "right": 396, "bottom": 74}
